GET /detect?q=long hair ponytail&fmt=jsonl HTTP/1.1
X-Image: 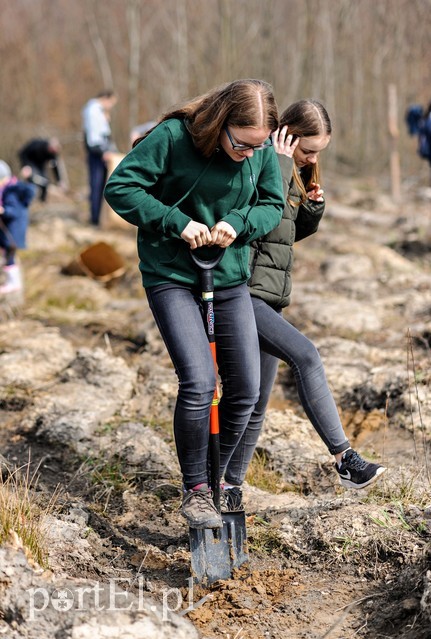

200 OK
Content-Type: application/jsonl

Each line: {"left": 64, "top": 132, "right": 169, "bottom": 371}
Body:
{"left": 279, "top": 100, "right": 331, "bottom": 204}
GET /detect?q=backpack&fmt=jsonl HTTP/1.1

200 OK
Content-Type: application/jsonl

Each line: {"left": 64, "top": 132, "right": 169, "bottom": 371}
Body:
{"left": 418, "top": 114, "right": 431, "bottom": 160}
{"left": 405, "top": 104, "right": 423, "bottom": 135}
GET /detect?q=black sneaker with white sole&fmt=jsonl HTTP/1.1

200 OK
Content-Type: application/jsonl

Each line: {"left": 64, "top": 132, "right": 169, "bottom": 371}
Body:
{"left": 335, "top": 449, "right": 386, "bottom": 489}
{"left": 220, "top": 486, "right": 244, "bottom": 513}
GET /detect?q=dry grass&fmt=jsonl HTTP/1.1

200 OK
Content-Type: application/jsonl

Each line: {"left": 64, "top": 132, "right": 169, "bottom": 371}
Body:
{"left": 245, "top": 449, "right": 299, "bottom": 494}
{"left": 247, "top": 515, "right": 293, "bottom": 555}
{"left": 0, "top": 458, "right": 60, "bottom": 567}
{"left": 69, "top": 452, "right": 135, "bottom": 512}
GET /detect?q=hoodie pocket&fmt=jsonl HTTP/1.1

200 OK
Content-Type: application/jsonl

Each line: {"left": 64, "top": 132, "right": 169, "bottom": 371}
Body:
{"left": 157, "top": 238, "right": 185, "bottom": 266}
{"left": 236, "top": 245, "right": 250, "bottom": 280}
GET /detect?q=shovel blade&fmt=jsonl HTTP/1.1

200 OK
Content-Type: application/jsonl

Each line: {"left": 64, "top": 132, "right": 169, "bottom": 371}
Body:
{"left": 189, "top": 511, "right": 248, "bottom": 585}
{"left": 223, "top": 511, "right": 249, "bottom": 568}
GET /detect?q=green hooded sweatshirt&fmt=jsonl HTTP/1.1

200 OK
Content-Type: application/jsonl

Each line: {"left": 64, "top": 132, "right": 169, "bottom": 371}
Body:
{"left": 104, "top": 118, "right": 284, "bottom": 290}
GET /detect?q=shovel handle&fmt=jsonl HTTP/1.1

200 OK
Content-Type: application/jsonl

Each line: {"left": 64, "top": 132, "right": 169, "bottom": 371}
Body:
{"left": 190, "top": 247, "right": 225, "bottom": 297}
{"left": 190, "top": 247, "right": 225, "bottom": 513}
{"left": 189, "top": 247, "right": 225, "bottom": 272}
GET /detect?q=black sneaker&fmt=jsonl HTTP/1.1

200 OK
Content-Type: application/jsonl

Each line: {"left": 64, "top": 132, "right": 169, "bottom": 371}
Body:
{"left": 335, "top": 449, "right": 386, "bottom": 489}
{"left": 181, "top": 484, "right": 223, "bottom": 529}
{"left": 220, "top": 486, "right": 244, "bottom": 513}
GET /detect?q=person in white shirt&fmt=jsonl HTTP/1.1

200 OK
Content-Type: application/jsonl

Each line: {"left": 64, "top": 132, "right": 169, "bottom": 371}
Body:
{"left": 82, "top": 90, "right": 117, "bottom": 226}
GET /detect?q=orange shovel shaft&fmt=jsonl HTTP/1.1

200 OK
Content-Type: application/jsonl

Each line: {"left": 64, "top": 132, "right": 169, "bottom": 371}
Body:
{"left": 209, "top": 342, "right": 220, "bottom": 435}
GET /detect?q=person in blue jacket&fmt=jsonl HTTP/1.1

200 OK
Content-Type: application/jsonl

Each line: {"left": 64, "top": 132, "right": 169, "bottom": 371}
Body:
{"left": 0, "top": 160, "right": 35, "bottom": 295}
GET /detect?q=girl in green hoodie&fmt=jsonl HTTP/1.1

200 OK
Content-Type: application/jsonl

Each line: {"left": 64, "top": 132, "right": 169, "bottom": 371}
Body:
{"left": 104, "top": 79, "right": 284, "bottom": 529}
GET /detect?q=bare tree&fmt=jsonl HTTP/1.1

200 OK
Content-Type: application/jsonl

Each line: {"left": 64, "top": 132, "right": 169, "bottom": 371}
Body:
{"left": 127, "top": 0, "right": 141, "bottom": 134}
{"left": 0, "top": 0, "right": 430, "bottom": 184}
{"left": 176, "top": 0, "right": 190, "bottom": 94}
{"left": 84, "top": 0, "right": 114, "bottom": 90}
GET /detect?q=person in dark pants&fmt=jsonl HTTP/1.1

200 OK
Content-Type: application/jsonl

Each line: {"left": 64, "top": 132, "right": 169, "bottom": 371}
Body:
{"left": 82, "top": 90, "right": 118, "bottom": 226}
{"left": 18, "top": 137, "right": 65, "bottom": 202}
{"left": 105, "top": 79, "right": 285, "bottom": 529}
{"left": 221, "top": 100, "right": 386, "bottom": 512}
{"left": 418, "top": 102, "right": 431, "bottom": 185}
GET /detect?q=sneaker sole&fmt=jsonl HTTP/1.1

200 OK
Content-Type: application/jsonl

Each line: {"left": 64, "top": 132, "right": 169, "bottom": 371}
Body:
{"left": 339, "top": 466, "right": 387, "bottom": 489}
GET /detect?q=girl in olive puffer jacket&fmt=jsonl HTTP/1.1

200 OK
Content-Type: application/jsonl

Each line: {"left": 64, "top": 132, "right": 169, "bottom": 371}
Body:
{"left": 221, "top": 101, "right": 386, "bottom": 506}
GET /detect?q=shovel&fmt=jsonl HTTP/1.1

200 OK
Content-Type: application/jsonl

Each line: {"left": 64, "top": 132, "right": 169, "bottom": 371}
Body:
{"left": 189, "top": 248, "right": 249, "bottom": 586}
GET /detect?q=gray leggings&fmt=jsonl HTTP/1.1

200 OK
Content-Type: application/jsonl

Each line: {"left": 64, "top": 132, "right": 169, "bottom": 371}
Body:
{"left": 146, "top": 283, "right": 261, "bottom": 490}
{"left": 222, "top": 296, "right": 350, "bottom": 485}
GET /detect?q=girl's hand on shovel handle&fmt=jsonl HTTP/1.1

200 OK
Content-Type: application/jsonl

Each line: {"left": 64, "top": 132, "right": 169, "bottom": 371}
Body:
{"left": 181, "top": 220, "right": 212, "bottom": 249}
{"left": 210, "top": 221, "right": 237, "bottom": 248}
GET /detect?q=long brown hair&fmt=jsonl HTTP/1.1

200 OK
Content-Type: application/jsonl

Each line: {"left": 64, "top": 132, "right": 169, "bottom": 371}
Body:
{"left": 280, "top": 100, "right": 332, "bottom": 203}
{"left": 133, "top": 79, "right": 279, "bottom": 157}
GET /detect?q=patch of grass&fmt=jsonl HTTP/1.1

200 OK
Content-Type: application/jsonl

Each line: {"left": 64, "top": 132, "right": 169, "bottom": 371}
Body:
{"left": 332, "top": 535, "right": 362, "bottom": 558}
{"left": 0, "top": 383, "right": 23, "bottom": 397}
{"left": 42, "top": 294, "right": 98, "bottom": 311}
{"left": 0, "top": 461, "right": 60, "bottom": 567}
{"left": 245, "top": 450, "right": 299, "bottom": 494}
{"left": 95, "top": 419, "right": 124, "bottom": 436}
{"left": 414, "top": 369, "right": 429, "bottom": 385}
{"left": 77, "top": 453, "right": 135, "bottom": 511}
{"left": 368, "top": 501, "right": 429, "bottom": 537}
{"left": 143, "top": 417, "right": 174, "bottom": 442}
{"left": 247, "top": 516, "right": 292, "bottom": 555}
{"left": 361, "top": 465, "right": 431, "bottom": 546}
{"left": 0, "top": 384, "right": 31, "bottom": 411}
{"left": 84, "top": 454, "right": 132, "bottom": 490}
{"left": 358, "top": 449, "right": 383, "bottom": 463}
{"left": 366, "top": 468, "right": 431, "bottom": 508}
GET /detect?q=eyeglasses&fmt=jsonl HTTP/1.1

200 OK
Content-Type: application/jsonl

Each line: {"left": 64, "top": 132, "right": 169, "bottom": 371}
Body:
{"left": 224, "top": 126, "right": 273, "bottom": 152}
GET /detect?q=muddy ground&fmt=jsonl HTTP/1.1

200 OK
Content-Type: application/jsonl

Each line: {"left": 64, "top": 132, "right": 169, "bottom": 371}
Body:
{"left": 1, "top": 175, "right": 431, "bottom": 639}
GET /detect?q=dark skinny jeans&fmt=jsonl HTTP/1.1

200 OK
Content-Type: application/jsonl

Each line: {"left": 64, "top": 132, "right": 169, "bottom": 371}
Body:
{"left": 146, "top": 283, "right": 260, "bottom": 490}
{"left": 223, "top": 296, "right": 350, "bottom": 486}
{"left": 87, "top": 152, "right": 107, "bottom": 226}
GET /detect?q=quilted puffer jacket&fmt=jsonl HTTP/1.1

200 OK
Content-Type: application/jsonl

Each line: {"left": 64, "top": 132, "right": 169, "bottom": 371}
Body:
{"left": 248, "top": 155, "right": 325, "bottom": 309}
